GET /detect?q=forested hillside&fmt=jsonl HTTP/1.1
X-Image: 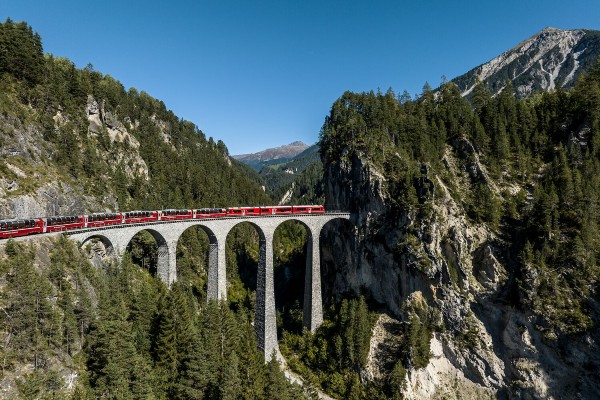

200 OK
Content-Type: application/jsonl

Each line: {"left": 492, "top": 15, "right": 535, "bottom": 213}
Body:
{"left": 0, "top": 19, "right": 315, "bottom": 399}
{"left": 313, "top": 61, "right": 600, "bottom": 397}
{"left": 320, "top": 75, "right": 600, "bottom": 337}
{"left": 0, "top": 18, "right": 269, "bottom": 219}
{"left": 4, "top": 16, "right": 600, "bottom": 400}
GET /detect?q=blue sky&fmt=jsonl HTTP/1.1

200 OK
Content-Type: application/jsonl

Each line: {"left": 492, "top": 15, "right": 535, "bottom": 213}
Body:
{"left": 2, "top": 1, "right": 600, "bottom": 154}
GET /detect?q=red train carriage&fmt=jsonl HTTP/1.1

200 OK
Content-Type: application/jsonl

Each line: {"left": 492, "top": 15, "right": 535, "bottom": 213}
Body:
{"left": 0, "top": 219, "right": 44, "bottom": 239}
{"left": 194, "top": 208, "right": 227, "bottom": 218}
{"left": 227, "top": 207, "right": 262, "bottom": 216}
{"left": 86, "top": 212, "right": 122, "bottom": 228}
{"left": 0, "top": 205, "right": 328, "bottom": 241}
{"left": 123, "top": 211, "right": 158, "bottom": 224}
{"left": 44, "top": 215, "right": 85, "bottom": 232}
{"left": 293, "top": 205, "right": 325, "bottom": 214}
{"left": 159, "top": 209, "right": 192, "bottom": 221}
{"left": 273, "top": 206, "right": 293, "bottom": 215}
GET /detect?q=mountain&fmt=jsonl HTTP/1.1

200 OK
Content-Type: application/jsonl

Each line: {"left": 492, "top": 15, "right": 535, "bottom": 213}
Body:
{"left": 256, "top": 144, "right": 324, "bottom": 204}
{"left": 5, "top": 18, "right": 600, "bottom": 400}
{"left": 231, "top": 142, "right": 323, "bottom": 203}
{"left": 313, "top": 59, "right": 600, "bottom": 398}
{"left": 233, "top": 141, "right": 309, "bottom": 171}
{"left": 0, "top": 20, "right": 304, "bottom": 399}
{"left": 0, "top": 19, "right": 270, "bottom": 220}
{"left": 453, "top": 27, "right": 600, "bottom": 98}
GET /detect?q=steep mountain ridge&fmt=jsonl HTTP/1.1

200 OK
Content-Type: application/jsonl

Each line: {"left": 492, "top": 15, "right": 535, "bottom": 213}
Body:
{"left": 453, "top": 27, "right": 600, "bottom": 98}
{"left": 317, "top": 71, "right": 600, "bottom": 398}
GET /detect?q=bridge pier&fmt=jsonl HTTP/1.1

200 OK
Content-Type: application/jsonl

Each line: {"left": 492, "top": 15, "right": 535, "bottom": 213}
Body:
{"left": 255, "top": 229, "right": 278, "bottom": 360}
{"left": 207, "top": 232, "right": 227, "bottom": 301}
{"left": 156, "top": 240, "right": 178, "bottom": 286}
{"left": 303, "top": 232, "right": 323, "bottom": 332}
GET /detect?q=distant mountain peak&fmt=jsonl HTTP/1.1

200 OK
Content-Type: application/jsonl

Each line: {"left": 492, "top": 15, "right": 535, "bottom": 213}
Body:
{"left": 232, "top": 141, "right": 310, "bottom": 165}
{"left": 288, "top": 141, "right": 307, "bottom": 146}
{"left": 540, "top": 26, "right": 559, "bottom": 33}
{"left": 452, "top": 27, "right": 600, "bottom": 98}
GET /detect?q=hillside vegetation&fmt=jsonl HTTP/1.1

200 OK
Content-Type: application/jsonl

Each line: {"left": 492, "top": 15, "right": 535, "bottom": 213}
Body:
{"left": 320, "top": 74, "right": 600, "bottom": 337}
{"left": 0, "top": 18, "right": 269, "bottom": 218}
{"left": 0, "top": 19, "right": 319, "bottom": 399}
{"left": 313, "top": 60, "right": 600, "bottom": 397}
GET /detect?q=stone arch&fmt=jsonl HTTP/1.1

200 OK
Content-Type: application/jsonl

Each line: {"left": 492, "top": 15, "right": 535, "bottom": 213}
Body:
{"left": 272, "top": 218, "right": 315, "bottom": 332}
{"left": 176, "top": 223, "right": 220, "bottom": 300}
{"left": 124, "top": 228, "right": 172, "bottom": 284}
{"left": 223, "top": 220, "right": 267, "bottom": 298}
{"left": 80, "top": 234, "right": 115, "bottom": 267}
{"left": 226, "top": 220, "right": 267, "bottom": 242}
{"left": 225, "top": 220, "right": 274, "bottom": 357}
{"left": 319, "top": 217, "right": 356, "bottom": 307}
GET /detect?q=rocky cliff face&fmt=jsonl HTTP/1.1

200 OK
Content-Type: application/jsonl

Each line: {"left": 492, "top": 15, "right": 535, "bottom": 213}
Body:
{"left": 320, "top": 141, "right": 600, "bottom": 399}
{"left": 0, "top": 108, "right": 113, "bottom": 219}
{"left": 0, "top": 93, "right": 157, "bottom": 219}
{"left": 0, "top": 92, "right": 199, "bottom": 219}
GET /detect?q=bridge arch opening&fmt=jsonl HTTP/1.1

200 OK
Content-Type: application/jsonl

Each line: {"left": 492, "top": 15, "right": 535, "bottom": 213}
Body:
{"left": 125, "top": 228, "right": 168, "bottom": 277}
{"left": 273, "top": 219, "right": 310, "bottom": 335}
{"left": 176, "top": 224, "right": 218, "bottom": 302}
{"left": 319, "top": 218, "right": 356, "bottom": 308}
{"left": 81, "top": 235, "right": 115, "bottom": 266}
{"left": 225, "top": 221, "right": 265, "bottom": 311}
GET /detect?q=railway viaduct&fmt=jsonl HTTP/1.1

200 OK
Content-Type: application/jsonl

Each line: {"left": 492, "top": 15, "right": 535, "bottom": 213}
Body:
{"left": 66, "top": 213, "right": 351, "bottom": 359}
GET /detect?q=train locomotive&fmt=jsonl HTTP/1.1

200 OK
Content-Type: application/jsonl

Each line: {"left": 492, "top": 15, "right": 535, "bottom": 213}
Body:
{"left": 0, "top": 205, "right": 325, "bottom": 239}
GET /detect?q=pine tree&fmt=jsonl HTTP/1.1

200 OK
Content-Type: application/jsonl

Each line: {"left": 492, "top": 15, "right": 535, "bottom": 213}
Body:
{"left": 153, "top": 284, "right": 195, "bottom": 396}
{"left": 265, "top": 355, "right": 290, "bottom": 400}
{"left": 221, "top": 351, "right": 242, "bottom": 400}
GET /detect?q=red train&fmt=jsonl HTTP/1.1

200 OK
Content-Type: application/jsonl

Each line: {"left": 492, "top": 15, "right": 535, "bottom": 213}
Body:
{"left": 0, "top": 205, "right": 325, "bottom": 239}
